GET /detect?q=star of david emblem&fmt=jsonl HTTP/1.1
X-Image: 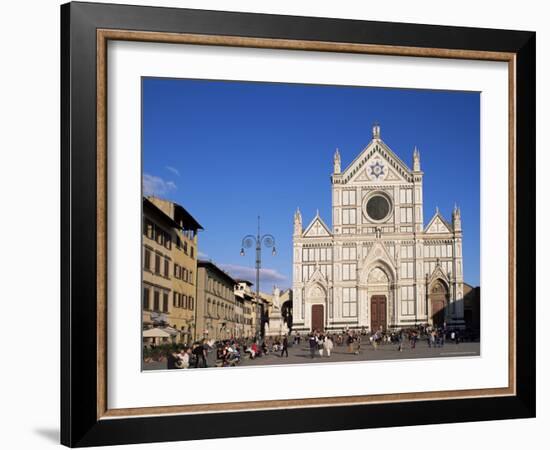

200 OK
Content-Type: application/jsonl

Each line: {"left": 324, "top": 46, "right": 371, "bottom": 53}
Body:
{"left": 369, "top": 161, "right": 385, "bottom": 179}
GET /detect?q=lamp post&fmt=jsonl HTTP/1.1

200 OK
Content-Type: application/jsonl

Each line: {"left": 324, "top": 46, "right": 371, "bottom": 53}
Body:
{"left": 240, "top": 216, "right": 276, "bottom": 342}
{"left": 425, "top": 273, "right": 429, "bottom": 326}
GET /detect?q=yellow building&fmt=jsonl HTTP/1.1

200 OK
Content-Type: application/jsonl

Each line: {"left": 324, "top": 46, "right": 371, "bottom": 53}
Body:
{"left": 142, "top": 197, "right": 202, "bottom": 344}
{"left": 196, "top": 260, "right": 239, "bottom": 341}
{"left": 235, "top": 280, "right": 255, "bottom": 339}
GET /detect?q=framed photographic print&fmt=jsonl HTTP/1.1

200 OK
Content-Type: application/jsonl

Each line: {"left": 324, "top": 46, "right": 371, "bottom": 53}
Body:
{"left": 61, "top": 1, "right": 536, "bottom": 447}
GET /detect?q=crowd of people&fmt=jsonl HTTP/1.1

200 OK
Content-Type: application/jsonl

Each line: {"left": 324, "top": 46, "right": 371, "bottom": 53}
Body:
{"left": 299, "top": 323, "right": 465, "bottom": 358}
{"left": 157, "top": 324, "right": 469, "bottom": 369}
{"left": 163, "top": 335, "right": 293, "bottom": 369}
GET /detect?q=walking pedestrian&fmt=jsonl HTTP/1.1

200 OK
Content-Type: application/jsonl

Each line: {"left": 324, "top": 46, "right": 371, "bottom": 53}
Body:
{"left": 318, "top": 334, "right": 324, "bottom": 357}
{"left": 167, "top": 350, "right": 180, "bottom": 370}
{"left": 323, "top": 335, "right": 333, "bottom": 357}
{"left": 309, "top": 334, "right": 317, "bottom": 358}
{"left": 281, "top": 335, "right": 289, "bottom": 358}
{"left": 410, "top": 331, "right": 417, "bottom": 349}
{"left": 346, "top": 332, "right": 354, "bottom": 354}
{"left": 397, "top": 330, "right": 404, "bottom": 352}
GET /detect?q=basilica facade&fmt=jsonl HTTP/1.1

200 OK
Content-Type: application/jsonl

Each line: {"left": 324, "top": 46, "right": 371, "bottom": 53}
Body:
{"left": 292, "top": 124, "right": 465, "bottom": 333}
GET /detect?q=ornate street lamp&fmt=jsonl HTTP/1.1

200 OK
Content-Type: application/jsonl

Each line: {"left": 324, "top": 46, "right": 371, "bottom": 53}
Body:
{"left": 425, "top": 273, "right": 429, "bottom": 326}
{"left": 240, "top": 216, "right": 276, "bottom": 341}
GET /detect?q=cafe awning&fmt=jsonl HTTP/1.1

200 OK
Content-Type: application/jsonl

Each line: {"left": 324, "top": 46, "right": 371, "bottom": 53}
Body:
{"left": 142, "top": 328, "right": 172, "bottom": 338}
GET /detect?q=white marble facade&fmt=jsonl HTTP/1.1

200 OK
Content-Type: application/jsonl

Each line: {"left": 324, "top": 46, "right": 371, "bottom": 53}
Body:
{"left": 292, "top": 124, "right": 465, "bottom": 332}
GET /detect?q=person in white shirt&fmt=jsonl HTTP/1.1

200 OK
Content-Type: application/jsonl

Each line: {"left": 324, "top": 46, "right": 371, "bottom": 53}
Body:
{"left": 323, "top": 336, "right": 334, "bottom": 357}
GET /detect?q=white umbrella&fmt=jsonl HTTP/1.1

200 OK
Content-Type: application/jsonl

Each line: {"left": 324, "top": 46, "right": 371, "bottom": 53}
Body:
{"left": 143, "top": 328, "right": 171, "bottom": 338}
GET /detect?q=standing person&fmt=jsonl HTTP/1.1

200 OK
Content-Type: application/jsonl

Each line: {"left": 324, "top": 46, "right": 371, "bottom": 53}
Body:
{"left": 309, "top": 334, "right": 317, "bottom": 358}
{"left": 176, "top": 347, "right": 191, "bottom": 369}
{"left": 167, "top": 350, "right": 180, "bottom": 370}
{"left": 281, "top": 335, "right": 289, "bottom": 358}
{"left": 192, "top": 342, "right": 203, "bottom": 368}
{"left": 372, "top": 331, "right": 379, "bottom": 351}
{"left": 397, "top": 330, "right": 404, "bottom": 352}
{"left": 347, "top": 332, "right": 354, "bottom": 354}
{"left": 410, "top": 331, "right": 417, "bottom": 349}
{"left": 318, "top": 334, "right": 324, "bottom": 357}
{"left": 323, "top": 335, "right": 333, "bottom": 357}
{"left": 250, "top": 341, "right": 258, "bottom": 359}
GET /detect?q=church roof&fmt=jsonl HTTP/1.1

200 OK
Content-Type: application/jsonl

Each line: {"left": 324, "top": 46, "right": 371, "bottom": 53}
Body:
{"left": 338, "top": 127, "right": 414, "bottom": 184}
{"left": 302, "top": 211, "right": 332, "bottom": 237}
{"left": 425, "top": 209, "right": 453, "bottom": 234}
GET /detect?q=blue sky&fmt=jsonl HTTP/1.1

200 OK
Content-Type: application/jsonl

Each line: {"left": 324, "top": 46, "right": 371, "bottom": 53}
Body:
{"left": 142, "top": 78, "right": 480, "bottom": 290}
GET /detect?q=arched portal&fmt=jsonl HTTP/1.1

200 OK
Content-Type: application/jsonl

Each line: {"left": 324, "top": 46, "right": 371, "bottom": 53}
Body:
{"left": 367, "top": 266, "right": 390, "bottom": 331}
{"left": 430, "top": 279, "right": 449, "bottom": 327}
{"left": 306, "top": 284, "right": 326, "bottom": 332}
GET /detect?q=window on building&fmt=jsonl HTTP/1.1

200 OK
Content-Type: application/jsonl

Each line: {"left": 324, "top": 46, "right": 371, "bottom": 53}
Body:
{"left": 342, "top": 287, "right": 357, "bottom": 317}
{"left": 399, "top": 189, "right": 413, "bottom": 204}
{"left": 342, "top": 190, "right": 356, "bottom": 206}
{"left": 183, "top": 241, "right": 188, "bottom": 254}
{"left": 144, "top": 248, "right": 151, "bottom": 270}
{"left": 320, "top": 264, "right": 332, "bottom": 281}
{"left": 182, "top": 295, "right": 188, "bottom": 309}
{"left": 342, "top": 246, "right": 357, "bottom": 261}
{"left": 164, "top": 258, "right": 169, "bottom": 277}
{"left": 144, "top": 220, "right": 153, "bottom": 239}
{"left": 190, "top": 247, "right": 194, "bottom": 259}
{"left": 400, "top": 262, "right": 414, "bottom": 278}
{"left": 173, "top": 292, "right": 178, "bottom": 307}
{"left": 342, "top": 208, "right": 356, "bottom": 225}
{"left": 401, "top": 286, "right": 415, "bottom": 315}
{"left": 342, "top": 263, "right": 357, "bottom": 281}
{"left": 156, "top": 228, "right": 164, "bottom": 246}
{"left": 400, "top": 207, "right": 413, "bottom": 223}
{"left": 143, "top": 287, "right": 150, "bottom": 310}
{"left": 189, "top": 296, "right": 194, "bottom": 310}
{"left": 302, "top": 265, "right": 315, "bottom": 282}
{"left": 153, "top": 291, "right": 160, "bottom": 311}
{"left": 402, "top": 245, "right": 414, "bottom": 259}
{"left": 154, "top": 254, "right": 161, "bottom": 274}
{"left": 162, "top": 292, "right": 169, "bottom": 312}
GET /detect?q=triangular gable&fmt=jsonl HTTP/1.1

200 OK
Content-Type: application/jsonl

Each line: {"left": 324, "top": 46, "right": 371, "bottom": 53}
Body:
{"left": 303, "top": 214, "right": 332, "bottom": 237}
{"left": 341, "top": 140, "right": 413, "bottom": 185}
{"left": 360, "top": 241, "right": 397, "bottom": 279}
{"left": 425, "top": 212, "right": 452, "bottom": 234}
{"left": 307, "top": 266, "right": 329, "bottom": 285}
{"left": 428, "top": 263, "right": 450, "bottom": 285}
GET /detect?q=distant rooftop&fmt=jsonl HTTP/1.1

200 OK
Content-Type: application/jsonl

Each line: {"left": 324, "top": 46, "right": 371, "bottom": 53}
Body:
{"left": 146, "top": 196, "right": 203, "bottom": 231}
{"left": 198, "top": 259, "right": 237, "bottom": 286}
